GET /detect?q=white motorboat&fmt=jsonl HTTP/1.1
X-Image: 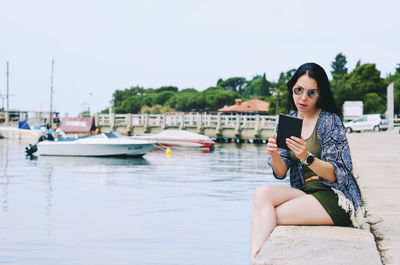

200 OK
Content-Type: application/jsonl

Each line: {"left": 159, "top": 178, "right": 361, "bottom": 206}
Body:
{"left": 130, "top": 129, "right": 214, "bottom": 150}
{"left": 34, "top": 132, "right": 155, "bottom": 157}
{"left": 0, "top": 125, "right": 44, "bottom": 140}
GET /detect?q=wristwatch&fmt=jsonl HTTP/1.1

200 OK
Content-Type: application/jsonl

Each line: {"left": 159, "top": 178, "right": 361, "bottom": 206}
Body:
{"left": 302, "top": 152, "right": 316, "bottom": 166}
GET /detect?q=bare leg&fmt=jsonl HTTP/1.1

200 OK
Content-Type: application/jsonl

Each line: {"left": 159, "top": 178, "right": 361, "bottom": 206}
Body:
{"left": 250, "top": 184, "right": 305, "bottom": 263}
{"left": 250, "top": 185, "right": 334, "bottom": 264}
{"left": 276, "top": 194, "right": 334, "bottom": 225}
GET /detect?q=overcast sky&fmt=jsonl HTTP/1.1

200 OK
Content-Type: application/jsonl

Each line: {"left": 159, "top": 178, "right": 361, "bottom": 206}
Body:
{"left": 1, "top": 0, "right": 399, "bottom": 116}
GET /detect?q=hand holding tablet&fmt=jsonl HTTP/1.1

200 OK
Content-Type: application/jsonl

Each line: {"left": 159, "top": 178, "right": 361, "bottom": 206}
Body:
{"left": 276, "top": 114, "right": 303, "bottom": 150}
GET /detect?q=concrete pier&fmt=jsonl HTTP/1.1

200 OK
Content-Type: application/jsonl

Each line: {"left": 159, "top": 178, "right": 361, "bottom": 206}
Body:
{"left": 254, "top": 128, "right": 400, "bottom": 265}
{"left": 347, "top": 129, "right": 400, "bottom": 265}
{"left": 254, "top": 226, "right": 381, "bottom": 265}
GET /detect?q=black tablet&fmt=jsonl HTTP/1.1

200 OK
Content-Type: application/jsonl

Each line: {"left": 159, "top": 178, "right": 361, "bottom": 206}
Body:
{"left": 276, "top": 114, "right": 303, "bottom": 150}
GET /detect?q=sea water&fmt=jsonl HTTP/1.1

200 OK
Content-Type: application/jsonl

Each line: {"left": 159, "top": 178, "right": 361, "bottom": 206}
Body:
{"left": 0, "top": 139, "right": 288, "bottom": 265}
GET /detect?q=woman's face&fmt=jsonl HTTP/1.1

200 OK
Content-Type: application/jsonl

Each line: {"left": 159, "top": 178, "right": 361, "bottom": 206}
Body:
{"left": 292, "top": 74, "right": 320, "bottom": 114}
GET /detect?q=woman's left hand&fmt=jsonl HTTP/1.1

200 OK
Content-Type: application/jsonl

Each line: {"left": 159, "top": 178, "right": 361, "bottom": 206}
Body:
{"left": 286, "top": 136, "right": 308, "bottom": 161}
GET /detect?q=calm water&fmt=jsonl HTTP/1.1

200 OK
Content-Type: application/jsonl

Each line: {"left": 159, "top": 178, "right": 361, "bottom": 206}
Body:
{"left": 0, "top": 139, "right": 288, "bottom": 265}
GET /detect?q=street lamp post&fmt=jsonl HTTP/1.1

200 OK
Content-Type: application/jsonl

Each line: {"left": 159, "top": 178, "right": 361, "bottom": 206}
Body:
{"left": 272, "top": 91, "right": 284, "bottom": 115}
{"left": 109, "top": 99, "right": 114, "bottom": 115}
{"left": 137, "top": 92, "right": 146, "bottom": 113}
{"left": 88, "top": 92, "right": 93, "bottom": 116}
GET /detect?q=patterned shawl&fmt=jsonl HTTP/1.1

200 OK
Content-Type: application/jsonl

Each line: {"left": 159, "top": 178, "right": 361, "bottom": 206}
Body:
{"left": 268, "top": 110, "right": 365, "bottom": 228}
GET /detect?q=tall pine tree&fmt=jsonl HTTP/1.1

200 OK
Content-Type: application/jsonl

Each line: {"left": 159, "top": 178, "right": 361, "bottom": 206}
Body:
{"left": 331, "top": 53, "right": 348, "bottom": 79}
{"left": 258, "top": 73, "right": 271, "bottom": 97}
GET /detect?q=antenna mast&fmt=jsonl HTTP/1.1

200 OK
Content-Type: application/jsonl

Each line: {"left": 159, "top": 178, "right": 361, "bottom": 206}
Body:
{"left": 49, "top": 58, "right": 54, "bottom": 128}
{"left": 6, "top": 61, "right": 9, "bottom": 112}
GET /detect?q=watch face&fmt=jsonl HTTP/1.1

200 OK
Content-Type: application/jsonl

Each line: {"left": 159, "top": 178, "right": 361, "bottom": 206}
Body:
{"left": 306, "top": 155, "right": 314, "bottom": 164}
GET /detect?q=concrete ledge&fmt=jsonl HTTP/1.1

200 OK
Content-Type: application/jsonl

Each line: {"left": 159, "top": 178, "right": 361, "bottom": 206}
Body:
{"left": 254, "top": 226, "right": 381, "bottom": 265}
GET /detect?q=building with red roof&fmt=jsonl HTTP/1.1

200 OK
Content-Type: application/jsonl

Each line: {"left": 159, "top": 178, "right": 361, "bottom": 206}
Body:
{"left": 218, "top": 99, "right": 270, "bottom": 114}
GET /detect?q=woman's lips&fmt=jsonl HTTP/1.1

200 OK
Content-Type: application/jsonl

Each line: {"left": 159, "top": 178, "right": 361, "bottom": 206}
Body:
{"left": 299, "top": 103, "right": 307, "bottom": 109}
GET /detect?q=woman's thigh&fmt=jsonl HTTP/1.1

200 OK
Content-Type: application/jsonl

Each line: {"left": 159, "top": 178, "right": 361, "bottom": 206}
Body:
{"left": 276, "top": 194, "right": 334, "bottom": 225}
{"left": 253, "top": 184, "right": 306, "bottom": 207}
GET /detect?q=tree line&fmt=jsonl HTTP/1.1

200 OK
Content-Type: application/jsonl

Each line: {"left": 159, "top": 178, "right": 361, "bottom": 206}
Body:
{"left": 100, "top": 53, "right": 400, "bottom": 115}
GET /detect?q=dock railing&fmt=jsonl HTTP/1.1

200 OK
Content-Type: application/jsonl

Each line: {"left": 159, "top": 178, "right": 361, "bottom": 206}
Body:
{"left": 2, "top": 110, "right": 400, "bottom": 141}
{"left": 95, "top": 112, "right": 278, "bottom": 140}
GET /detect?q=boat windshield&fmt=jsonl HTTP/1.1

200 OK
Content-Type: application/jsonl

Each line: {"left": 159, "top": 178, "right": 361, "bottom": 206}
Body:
{"left": 104, "top": 132, "right": 119, "bottom": 139}
{"left": 109, "top": 131, "right": 124, "bottom": 138}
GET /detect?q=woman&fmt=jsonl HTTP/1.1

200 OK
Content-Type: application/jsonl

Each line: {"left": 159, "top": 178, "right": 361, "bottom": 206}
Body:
{"left": 250, "top": 62, "right": 365, "bottom": 263}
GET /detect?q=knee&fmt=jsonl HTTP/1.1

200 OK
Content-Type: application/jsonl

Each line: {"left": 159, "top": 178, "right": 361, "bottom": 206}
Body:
{"left": 253, "top": 184, "right": 276, "bottom": 208}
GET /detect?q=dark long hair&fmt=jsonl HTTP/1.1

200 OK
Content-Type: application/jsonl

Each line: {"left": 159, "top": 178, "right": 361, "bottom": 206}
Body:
{"left": 286, "top": 62, "right": 343, "bottom": 120}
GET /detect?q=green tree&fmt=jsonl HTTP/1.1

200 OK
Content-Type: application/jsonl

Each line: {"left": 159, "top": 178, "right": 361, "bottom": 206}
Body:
{"left": 395, "top": 81, "right": 400, "bottom": 114}
{"left": 180, "top": 88, "right": 198, "bottom": 93}
{"left": 203, "top": 87, "right": 238, "bottom": 111}
{"left": 250, "top": 74, "right": 263, "bottom": 80}
{"left": 258, "top": 73, "right": 272, "bottom": 97}
{"left": 331, "top": 64, "right": 386, "bottom": 113}
{"left": 244, "top": 76, "right": 262, "bottom": 97}
{"left": 218, "top": 77, "right": 247, "bottom": 95}
{"left": 175, "top": 93, "right": 204, "bottom": 111}
{"left": 331, "top": 53, "right": 348, "bottom": 79}
{"left": 363, "top": 93, "right": 386, "bottom": 114}
{"left": 142, "top": 94, "right": 157, "bottom": 107}
{"left": 112, "top": 86, "right": 146, "bottom": 113}
{"left": 244, "top": 74, "right": 272, "bottom": 98}
{"left": 355, "top": 60, "right": 361, "bottom": 69}
{"left": 114, "top": 96, "right": 141, "bottom": 114}
{"left": 331, "top": 74, "right": 351, "bottom": 109}
{"left": 164, "top": 89, "right": 206, "bottom": 112}
{"left": 157, "top": 86, "right": 178, "bottom": 93}
{"left": 173, "top": 89, "right": 205, "bottom": 111}
{"left": 165, "top": 96, "right": 177, "bottom": 109}
{"left": 269, "top": 69, "right": 295, "bottom": 113}
{"left": 155, "top": 91, "right": 176, "bottom": 105}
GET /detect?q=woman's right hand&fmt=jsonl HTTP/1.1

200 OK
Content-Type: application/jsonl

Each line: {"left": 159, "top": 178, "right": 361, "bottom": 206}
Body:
{"left": 267, "top": 135, "right": 280, "bottom": 157}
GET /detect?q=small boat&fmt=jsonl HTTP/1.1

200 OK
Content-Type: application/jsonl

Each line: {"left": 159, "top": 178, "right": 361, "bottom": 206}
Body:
{"left": 28, "top": 132, "right": 155, "bottom": 157}
{"left": 130, "top": 129, "right": 214, "bottom": 150}
{"left": 0, "top": 125, "right": 45, "bottom": 140}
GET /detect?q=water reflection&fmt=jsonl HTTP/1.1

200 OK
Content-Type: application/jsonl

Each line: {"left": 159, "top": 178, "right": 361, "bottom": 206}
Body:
{"left": 0, "top": 139, "right": 10, "bottom": 213}
{"left": 0, "top": 139, "right": 281, "bottom": 265}
{"left": 37, "top": 156, "right": 149, "bottom": 167}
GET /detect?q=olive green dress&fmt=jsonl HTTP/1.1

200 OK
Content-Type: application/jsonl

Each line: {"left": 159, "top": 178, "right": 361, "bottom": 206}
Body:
{"left": 289, "top": 125, "right": 352, "bottom": 226}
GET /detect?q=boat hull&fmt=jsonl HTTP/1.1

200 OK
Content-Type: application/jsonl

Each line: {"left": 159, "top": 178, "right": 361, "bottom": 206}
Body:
{"left": 37, "top": 141, "right": 155, "bottom": 157}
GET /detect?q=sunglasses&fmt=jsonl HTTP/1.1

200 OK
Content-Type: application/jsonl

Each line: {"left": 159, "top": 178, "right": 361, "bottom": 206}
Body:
{"left": 293, "top": 86, "right": 319, "bottom": 99}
